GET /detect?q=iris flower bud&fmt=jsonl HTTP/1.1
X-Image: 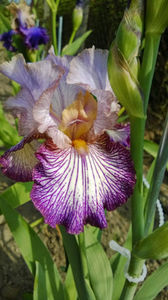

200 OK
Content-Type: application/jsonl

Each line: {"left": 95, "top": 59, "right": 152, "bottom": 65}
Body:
{"left": 108, "top": 0, "right": 144, "bottom": 118}
{"left": 72, "top": 0, "right": 84, "bottom": 32}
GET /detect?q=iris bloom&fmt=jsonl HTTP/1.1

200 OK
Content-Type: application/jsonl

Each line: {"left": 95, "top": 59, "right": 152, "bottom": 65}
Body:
{"left": 0, "top": 1, "right": 49, "bottom": 52}
{"left": 0, "top": 47, "right": 135, "bottom": 234}
{"left": 0, "top": 30, "right": 16, "bottom": 52}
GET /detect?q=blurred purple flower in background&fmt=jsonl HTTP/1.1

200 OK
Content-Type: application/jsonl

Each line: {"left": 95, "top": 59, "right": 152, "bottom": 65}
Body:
{"left": 0, "top": 30, "right": 16, "bottom": 52}
{"left": 0, "top": 1, "right": 49, "bottom": 52}
{"left": 20, "top": 27, "right": 49, "bottom": 49}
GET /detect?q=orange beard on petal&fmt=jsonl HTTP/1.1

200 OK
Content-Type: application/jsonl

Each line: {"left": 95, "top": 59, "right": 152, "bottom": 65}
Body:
{"left": 72, "top": 139, "right": 88, "bottom": 155}
{"left": 59, "top": 91, "right": 97, "bottom": 141}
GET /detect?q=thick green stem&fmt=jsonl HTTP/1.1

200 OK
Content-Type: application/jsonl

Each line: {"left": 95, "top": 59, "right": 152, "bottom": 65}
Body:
{"left": 121, "top": 32, "right": 162, "bottom": 300}
{"left": 139, "top": 33, "right": 161, "bottom": 114}
{"left": 130, "top": 116, "right": 145, "bottom": 244}
{"left": 120, "top": 117, "right": 145, "bottom": 300}
{"left": 52, "top": 9, "right": 58, "bottom": 55}
{"left": 145, "top": 112, "right": 168, "bottom": 235}
{"left": 120, "top": 257, "right": 144, "bottom": 300}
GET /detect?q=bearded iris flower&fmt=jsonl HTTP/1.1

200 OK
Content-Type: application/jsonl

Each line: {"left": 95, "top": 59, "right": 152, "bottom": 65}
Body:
{"left": 20, "top": 27, "right": 49, "bottom": 50}
{"left": 0, "top": 30, "right": 16, "bottom": 52}
{"left": 0, "top": 47, "right": 135, "bottom": 234}
{"left": 0, "top": 1, "right": 49, "bottom": 52}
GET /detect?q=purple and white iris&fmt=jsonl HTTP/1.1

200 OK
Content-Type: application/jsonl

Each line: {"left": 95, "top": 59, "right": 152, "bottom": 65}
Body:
{"left": 0, "top": 47, "right": 135, "bottom": 234}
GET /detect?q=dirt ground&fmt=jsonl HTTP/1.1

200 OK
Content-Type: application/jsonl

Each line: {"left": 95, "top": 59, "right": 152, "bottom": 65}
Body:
{"left": 0, "top": 45, "right": 168, "bottom": 300}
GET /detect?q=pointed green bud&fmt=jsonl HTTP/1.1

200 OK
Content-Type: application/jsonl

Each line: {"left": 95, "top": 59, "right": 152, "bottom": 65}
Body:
{"left": 116, "top": 0, "right": 143, "bottom": 67}
{"left": 146, "top": 0, "right": 168, "bottom": 34}
{"left": 108, "top": 44, "right": 144, "bottom": 118}
{"left": 72, "top": 2, "right": 83, "bottom": 32}
{"left": 108, "top": 0, "right": 144, "bottom": 117}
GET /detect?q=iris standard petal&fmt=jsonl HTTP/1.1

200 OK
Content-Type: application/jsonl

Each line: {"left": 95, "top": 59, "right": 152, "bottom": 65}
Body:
{"left": 0, "top": 54, "right": 64, "bottom": 101}
{"left": 5, "top": 88, "right": 37, "bottom": 136}
{"left": 93, "top": 89, "right": 120, "bottom": 134}
{"left": 0, "top": 138, "right": 40, "bottom": 182}
{"left": 33, "top": 79, "right": 86, "bottom": 132}
{"left": 67, "top": 46, "right": 112, "bottom": 91}
{"left": 47, "top": 47, "right": 73, "bottom": 78}
{"left": 33, "top": 80, "right": 72, "bottom": 148}
{"left": 31, "top": 135, "right": 135, "bottom": 234}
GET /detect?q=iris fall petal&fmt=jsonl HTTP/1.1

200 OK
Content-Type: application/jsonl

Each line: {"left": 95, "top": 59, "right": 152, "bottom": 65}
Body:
{"left": 0, "top": 138, "right": 40, "bottom": 182}
{"left": 31, "top": 135, "right": 135, "bottom": 234}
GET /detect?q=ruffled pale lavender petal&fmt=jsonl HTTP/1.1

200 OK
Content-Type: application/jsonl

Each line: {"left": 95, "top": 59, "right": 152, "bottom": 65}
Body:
{"left": 33, "top": 79, "right": 86, "bottom": 140}
{"left": 0, "top": 55, "right": 64, "bottom": 138}
{"left": 0, "top": 138, "right": 40, "bottom": 181}
{"left": 47, "top": 47, "right": 73, "bottom": 78}
{"left": 5, "top": 88, "right": 37, "bottom": 136}
{"left": 107, "top": 123, "right": 130, "bottom": 147}
{"left": 46, "top": 128, "right": 71, "bottom": 149}
{"left": 51, "top": 81, "right": 85, "bottom": 117}
{"left": 93, "top": 90, "right": 120, "bottom": 134}
{"left": 0, "top": 54, "right": 64, "bottom": 101}
{"left": 67, "top": 46, "right": 112, "bottom": 91}
{"left": 31, "top": 135, "right": 135, "bottom": 234}
{"left": 33, "top": 82, "right": 59, "bottom": 133}
{"left": 33, "top": 82, "right": 72, "bottom": 148}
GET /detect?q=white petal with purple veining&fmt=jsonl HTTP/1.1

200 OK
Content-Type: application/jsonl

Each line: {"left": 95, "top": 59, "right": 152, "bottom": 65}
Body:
{"left": 31, "top": 136, "right": 135, "bottom": 234}
{"left": 67, "top": 47, "right": 112, "bottom": 91}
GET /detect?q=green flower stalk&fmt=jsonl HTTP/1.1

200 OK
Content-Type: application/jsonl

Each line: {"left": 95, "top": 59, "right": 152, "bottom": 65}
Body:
{"left": 108, "top": 1, "right": 146, "bottom": 299}
{"left": 46, "top": 0, "right": 61, "bottom": 55}
{"left": 139, "top": 0, "right": 168, "bottom": 113}
{"left": 146, "top": 0, "right": 168, "bottom": 35}
{"left": 108, "top": 1, "right": 168, "bottom": 299}
{"left": 145, "top": 112, "right": 168, "bottom": 235}
{"left": 108, "top": 0, "right": 145, "bottom": 242}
